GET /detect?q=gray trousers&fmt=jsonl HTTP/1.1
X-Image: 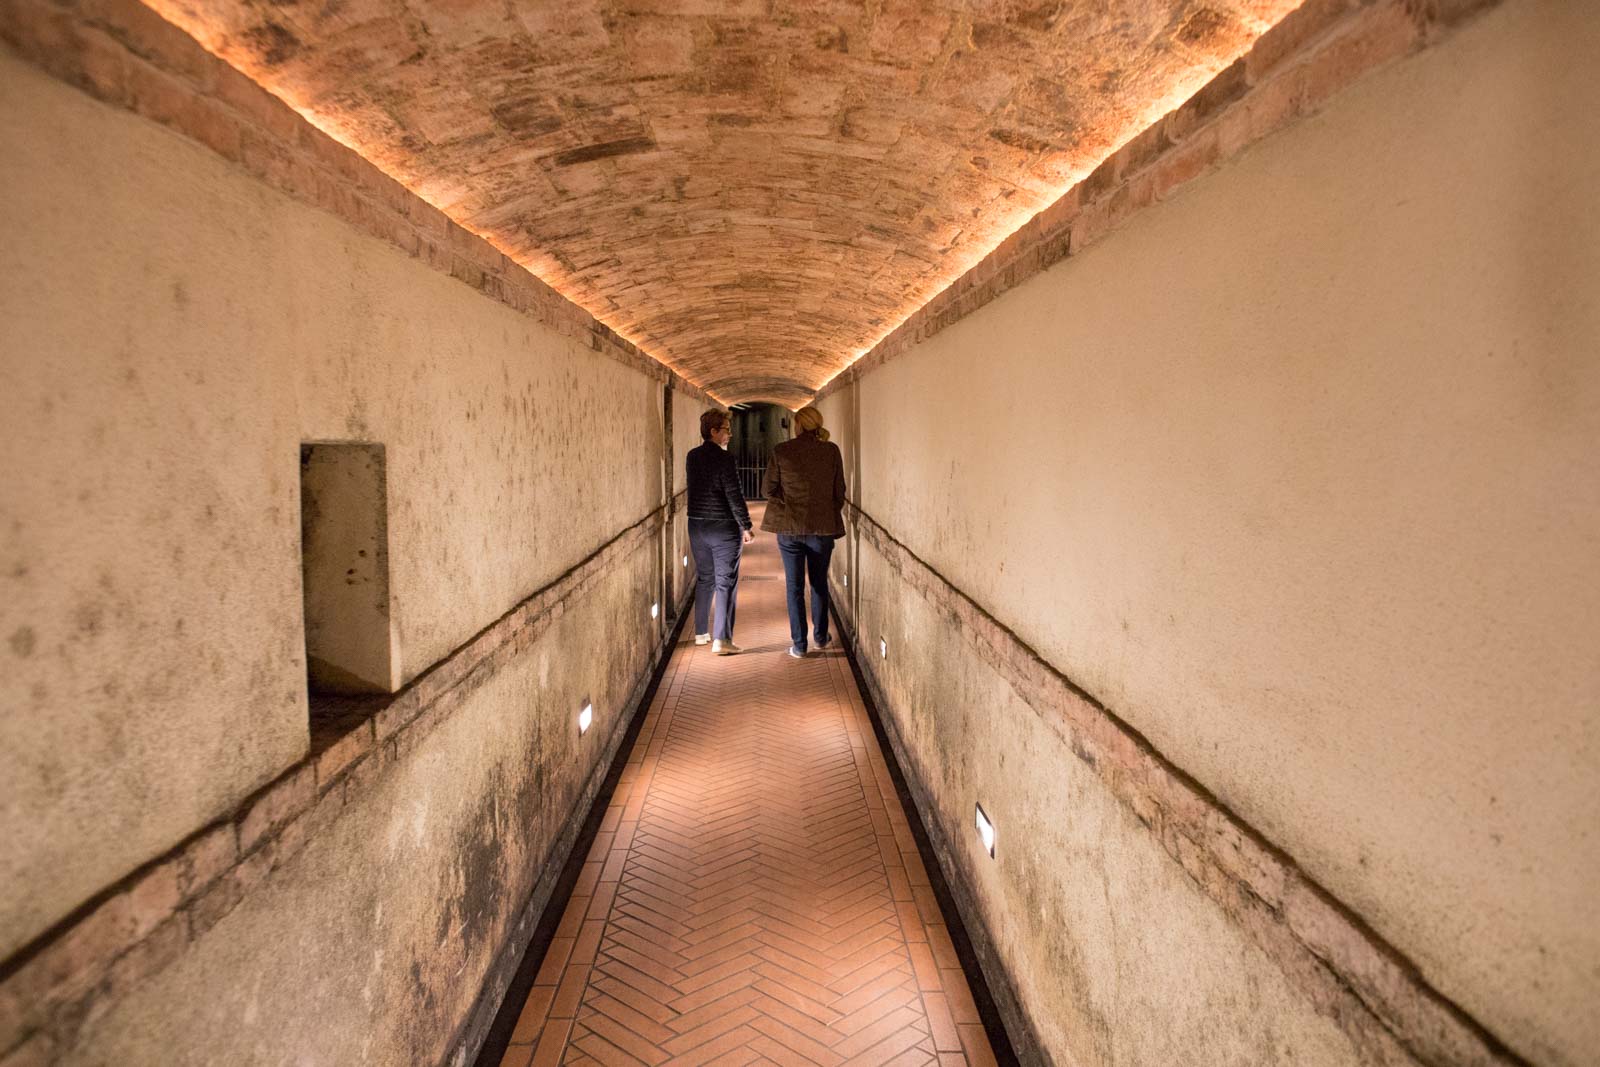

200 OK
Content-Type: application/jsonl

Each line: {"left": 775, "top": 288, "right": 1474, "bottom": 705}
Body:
{"left": 689, "top": 520, "right": 742, "bottom": 640}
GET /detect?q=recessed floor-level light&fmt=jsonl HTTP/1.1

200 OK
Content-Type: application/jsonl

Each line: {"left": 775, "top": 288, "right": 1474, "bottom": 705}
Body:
{"left": 651, "top": 602, "right": 659, "bottom": 619}
{"left": 682, "top": 554, "right": 689, "bottom": 568}
{"left": 975, "top": 803, "right": 996, "bottom": 858}
{"left": 879, "top": 637, "right": 888, "bottom": 660}
{"left": 578, "top": 702, "right": 593, "bottom": 735}
{"left": 843, "top": 574, "right": 849, "bottom": 588}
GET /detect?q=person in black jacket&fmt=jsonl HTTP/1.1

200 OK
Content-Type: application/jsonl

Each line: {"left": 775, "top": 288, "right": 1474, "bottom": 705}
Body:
{"left": 686, "top": 410, "right": 754, "bottom": 655}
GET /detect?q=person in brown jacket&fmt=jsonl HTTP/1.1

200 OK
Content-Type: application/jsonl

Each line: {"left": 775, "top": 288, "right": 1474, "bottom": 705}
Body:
{"left": 760, "top": 406, "right": 847, "bottom": 658}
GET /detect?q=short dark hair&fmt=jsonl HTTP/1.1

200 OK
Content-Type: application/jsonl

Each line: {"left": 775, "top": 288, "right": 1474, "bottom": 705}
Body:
{"left": 700, "top": 410, "right": 729, "bottom": 441}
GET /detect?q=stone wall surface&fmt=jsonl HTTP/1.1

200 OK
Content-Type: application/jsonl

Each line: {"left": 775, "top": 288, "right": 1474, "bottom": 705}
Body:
{"left": 64, "top": 544, "right": 663, "bottom": 1067}
{"left": 818, "top": 1, "right": 1599, "bottom": 1064}
{"left": 838, "top": 528, "right": 1374, "bottom": 1067}
{"left": 0, "top": 27, "right": 688, "bottom": 1066}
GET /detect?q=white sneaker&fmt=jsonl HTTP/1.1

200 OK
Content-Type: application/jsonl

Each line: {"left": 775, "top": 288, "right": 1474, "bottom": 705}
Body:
{"left": 712, "top": 639, "right": 742, "bottom": 656}
{"left": 694, "top": 633, "right": 710, "bottom": 645}
{"left": 787, "top": 646, "right": 807, "bottom": 659}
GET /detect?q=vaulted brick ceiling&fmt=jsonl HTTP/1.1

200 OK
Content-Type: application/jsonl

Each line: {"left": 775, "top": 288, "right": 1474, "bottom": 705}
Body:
{"left": 146, "top": 0, "right": 1298, "bottom": 405}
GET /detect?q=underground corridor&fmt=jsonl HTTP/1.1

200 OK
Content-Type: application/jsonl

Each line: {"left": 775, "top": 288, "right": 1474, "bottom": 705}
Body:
{"left": 2, "top": 1, "right": 1597, "bottom": 1066}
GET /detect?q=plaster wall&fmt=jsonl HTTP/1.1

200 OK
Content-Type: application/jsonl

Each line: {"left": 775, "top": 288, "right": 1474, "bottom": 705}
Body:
{"left": 843, "top": 531, "right": 1366, "bottom": 1066}
{"left": 820, "top": 2, "right": 1599, "bottom": 1063}
{"left": 69, "top": 545, "right": 662, "bottom": 1066}
{"left": 0, "top": 47, "right": 666, "bottom": 979}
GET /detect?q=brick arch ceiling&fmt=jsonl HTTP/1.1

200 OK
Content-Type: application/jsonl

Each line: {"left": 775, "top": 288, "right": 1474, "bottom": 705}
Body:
{"left": 145, "top": 0, "right": 1298, "bottom": 407}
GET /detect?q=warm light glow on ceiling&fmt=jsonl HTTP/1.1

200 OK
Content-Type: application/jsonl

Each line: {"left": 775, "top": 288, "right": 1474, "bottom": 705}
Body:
{"left": 813, "top": 73, "right": 1240, "bottom": 398}
{"left": 139, "top": 0, "right": 1293, "bottom": 409}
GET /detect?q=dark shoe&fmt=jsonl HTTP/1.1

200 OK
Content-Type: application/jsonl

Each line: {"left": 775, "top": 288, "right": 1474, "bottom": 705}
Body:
{"left": 814, "top": 634, "right": 833, "bottom": 650}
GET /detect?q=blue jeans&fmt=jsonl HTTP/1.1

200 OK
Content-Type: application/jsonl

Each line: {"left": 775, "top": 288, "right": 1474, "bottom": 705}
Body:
{"left": 689, "top": 520, "right": 742, "bottom": 640}
{"left": 776, "top": 534, "right": 835, "bottom": 652}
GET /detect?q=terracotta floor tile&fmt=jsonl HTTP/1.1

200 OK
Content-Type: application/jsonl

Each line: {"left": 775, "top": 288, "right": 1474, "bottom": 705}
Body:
{"left": 499, "top": 1043, "right": 534, "bottom": 1067}
{"left": 511, "top": 986, "right": 557, "bottom": 1043}
{"left": 536, "top": 939, "right": 576, "bottom": 987}
{"left": 880, "top": 1049, "right": 935, "bottom": 1067}
{"left": 572, "top": 921, "right": 607, "bottom": 965}
{"left": 552, "top": 964, "right": 592, "bottom": 1018}
{"left": 956, "top": 1026, "right": 996, "bottom": 1067}
{"left": 832, "top": 986, "right": 918, "bottom": 1038}
{"left": 560, "top": 895, "right": 595, "bottom": 939}
{"left": 530, "top": 1017, "right": 574, "bottom": 1067}
{"left": 588, "top": 993, "right": 678, "bottom": 1047}
{"left": 590, "top": 976, "right": 678, "bottom": 1027}
{"left": 660, "top": 1005, "right": 761, "bottom": 1057}
{"left": 827, "top": 966, "right": 912, "bottom": 1017}
{"left": 907, "top": 944, "right": 942, "bottom": 992}
{"left": 581, "top": 1010, "right": 673, "bottom": 1066}
{"left": 940, "top": 977, "right": 979, "bottom": 1026}
{"left": 832, "top": 1007, "right": 926, "bottom": 1060}
{"left": 661, "top": 1024, "right": 762, "bottom": 1067}
{"left": 919, "top": 994, "right": 961, "bottom": 1053}
{"left": 503, "top": 519, "right": 1000, "bottom": 1067}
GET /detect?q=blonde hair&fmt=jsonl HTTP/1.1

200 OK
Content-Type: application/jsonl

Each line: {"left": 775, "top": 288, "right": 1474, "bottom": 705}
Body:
{"left": 794, "top": 406, "right": 829, "bottom": 441}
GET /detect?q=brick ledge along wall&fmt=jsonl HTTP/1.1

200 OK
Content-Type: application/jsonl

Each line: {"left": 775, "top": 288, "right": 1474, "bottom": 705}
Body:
{"left": 818, "top": 1, "right": 1599, "bottom": 1066}
{"left": 0, "top": 1, "right": 717, "bottom": 1062}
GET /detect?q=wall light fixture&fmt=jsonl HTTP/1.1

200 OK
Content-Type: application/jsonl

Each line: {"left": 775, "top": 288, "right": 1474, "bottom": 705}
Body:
{"left": 975, "top": 803, "right": 996, "bottom": 858}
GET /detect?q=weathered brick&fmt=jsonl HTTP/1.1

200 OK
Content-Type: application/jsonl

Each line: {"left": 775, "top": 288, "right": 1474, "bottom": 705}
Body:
{"left": 80, "top": 0, "right": 213, "bottom": 88}
{"left": 1167, "top": 58, "right": 1250, "bottom": 143}
{"left": 1299, "top": 3, "right": 1421, "bottom": 115}
{"left": 22, "top": 895, "right": 133, "bottom": 1006}
{"left": 314, "top": 720, "right": 374, "bottom": 787}
{"left": 1245, "top": 0, "right": 1357, "bottom": 84}
{"left": 0, "top": 1031, "right": 56, "bottom": 1067}
{"left": 125, "top": 57, "right": 207, "bottom": 136}
{"left": 89, "top": 914, "right": 188, "bottom": 1027}
{"left": 232, "top": 837, "right": 276, "bottom": 896}
{"left": 1152, "top": 126, "right": 1220, "bottom": 201}
{"left": 211, "top": 64, "right": 300, "bottom": 144}
{"left": 70, "top": 24, "right": 128, "bottom": 102}
{"left": 238, "top": 764, "right": 316, "bottom": 854}
{"left": 1239, "top": 66, "right": 1307, "bottom": 150}
{"left": 1202, "top": 815, "right": 1287, "bottom": 908}
{"left": 184, "top": 95, "right": 243, "bottom": 159}
{"left": 0, "top": 967, "right": 40, "bottom": 1053}
{"left": 185, "top": 870, "right": 242, "bottom": 938}
{"left": 123, "top": 858, "right": 182, "bottom": 939}
{"left": 179, "top": 823, "right": 237, "bottom": 897}
{"left": 1409, "top": 0, "right": 1500, "bottom": 30}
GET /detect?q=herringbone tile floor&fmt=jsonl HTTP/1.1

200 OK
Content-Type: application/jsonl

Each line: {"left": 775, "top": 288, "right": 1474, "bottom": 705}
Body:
{"left": 497, "top": 512, "right": 997, "bottom": 1067}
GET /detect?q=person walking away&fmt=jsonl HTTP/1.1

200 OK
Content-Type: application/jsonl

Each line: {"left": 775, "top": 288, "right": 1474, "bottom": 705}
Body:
{"left": 686, "top": 410, "right": 754, "bottom": 655}
{"left": 760, "top": 405, "right": 846, "bottom": 658}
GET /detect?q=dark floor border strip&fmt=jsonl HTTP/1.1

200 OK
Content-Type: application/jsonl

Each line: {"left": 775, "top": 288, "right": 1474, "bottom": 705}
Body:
{"left": 831, "top": 603, "right": 1030, "bottom": 1067}
{"left": 465, "top": 591, "right": 692, "bottom": 1067}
